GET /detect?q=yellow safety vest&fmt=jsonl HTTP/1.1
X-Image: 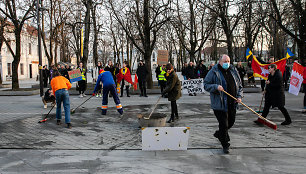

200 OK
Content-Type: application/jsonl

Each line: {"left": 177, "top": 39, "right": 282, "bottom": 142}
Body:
{"left": 80, "top": 68, "right": 86, "bottom": 80}
{"left": 158, "top": 67, "right": 166, "bottom": 81}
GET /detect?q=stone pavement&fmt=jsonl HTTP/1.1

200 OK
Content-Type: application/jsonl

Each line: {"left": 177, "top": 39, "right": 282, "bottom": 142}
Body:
{"left": 0, "top": 92, "right": 306, "bottom": 173}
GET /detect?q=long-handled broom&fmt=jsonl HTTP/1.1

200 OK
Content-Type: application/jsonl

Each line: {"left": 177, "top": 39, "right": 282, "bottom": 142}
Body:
{"left": 222, "top": 89, "right": 277, "bottom": 130}
{"left": 143, "top": 96, "right": 162, "bottom": 120}
{"left": 38, "top": 104, "right": 56, "bottom": 123}
{"left": 71, "top": 95, "right": 94, "bottom": 114}
{"left": 256, "top": 92, "right": 264, "bottom": 113}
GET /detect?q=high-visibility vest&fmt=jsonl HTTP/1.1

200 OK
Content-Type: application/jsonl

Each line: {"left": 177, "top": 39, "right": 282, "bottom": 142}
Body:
{"left": 80, "top": 68, "right": 86, "bottom": 80}
{"left": 158, "top": 67, "right": 166, "bottom": 81}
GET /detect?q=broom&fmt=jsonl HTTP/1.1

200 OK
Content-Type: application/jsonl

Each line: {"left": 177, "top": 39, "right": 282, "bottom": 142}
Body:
{"left": 222, "top": 89, "right": 277, "bottom": 130}
{"left": 38, "top": 104, "right": 55, "bottom": 123}
{"left": 71, "top": 95, "right": 94, "bottom": 114}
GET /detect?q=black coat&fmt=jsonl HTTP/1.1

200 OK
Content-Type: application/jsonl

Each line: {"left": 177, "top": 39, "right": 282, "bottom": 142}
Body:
{"left": 136, "top": 65, "right": 148, "bottom": 82}
{"left": 186, "top": 65, "right": 196, "bottom": 79}
{"left": 265, "top": 69, "right": 285, "bottom": 107}
{"left": 236, "top": 66, "right": 246, "bottom": 80}
{"left": 196, "top": 64, "right": 207, "bottom": 78}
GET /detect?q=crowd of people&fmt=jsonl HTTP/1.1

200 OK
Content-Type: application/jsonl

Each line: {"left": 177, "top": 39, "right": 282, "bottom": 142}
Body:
{"left": 40, "top": 54, "right": 306, "bottom": 154}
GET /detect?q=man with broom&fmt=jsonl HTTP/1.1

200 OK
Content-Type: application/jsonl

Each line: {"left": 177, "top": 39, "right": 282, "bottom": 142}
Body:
{"left": 204, "top": 54, "right": 243, "bottom": 154}
{"left": 93, "top": 69, "right": 123, "bottom": 116}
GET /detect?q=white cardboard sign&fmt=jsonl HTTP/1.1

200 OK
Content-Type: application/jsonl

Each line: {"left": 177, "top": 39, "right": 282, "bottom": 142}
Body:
{"left": 182, "top": 79, "right": 205, "bottom": 94}
{"left": 142, "top": 127, "right": 190, "bottom": 151}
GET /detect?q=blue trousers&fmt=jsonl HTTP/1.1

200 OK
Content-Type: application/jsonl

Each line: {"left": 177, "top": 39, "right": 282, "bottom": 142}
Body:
{"left": 55, "top": 89, "right": 71, "bottom": 123}
{"left": 102, "top": 84, "right": 123, "bottom": 115}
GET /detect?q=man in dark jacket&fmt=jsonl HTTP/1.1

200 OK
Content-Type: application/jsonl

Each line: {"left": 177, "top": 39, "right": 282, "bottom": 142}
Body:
{"left": 196, "top": 60, "right": 207, "bottom": 79}
{"left": 136, "top": 60, "right": 149, "bottom": 97}
{"left": 254, "top": 64, "right": 292, "bottom": 125}
{"left": 236, "top": 62, "right": 246, "bottom": 87}
{"left": 204, "top": 54, "right": 243, "bottom": 154}
{"left": 42, "top": 65, "right": 50, "bottom": 87}
{"left": 186, "top": 61, "right": 197, "bottom": 96}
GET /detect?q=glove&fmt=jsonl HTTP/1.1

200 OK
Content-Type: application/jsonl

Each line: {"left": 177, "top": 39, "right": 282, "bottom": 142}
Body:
{"left": 92, "top": 93, "right": 95, "bottom": 96}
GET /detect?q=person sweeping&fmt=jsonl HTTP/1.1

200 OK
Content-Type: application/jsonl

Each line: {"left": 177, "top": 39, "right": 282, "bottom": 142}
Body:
{"left": 50, "top": 70, "right": 72, "bottom": 128}
{"left": 93, "top": 69, "right": 123, "bottom": 116}
{"left": 161, "top": 63, "right": 181, "bottom": 123}
{"left": 254, "top": 64, "right": 292, "bottom": 125}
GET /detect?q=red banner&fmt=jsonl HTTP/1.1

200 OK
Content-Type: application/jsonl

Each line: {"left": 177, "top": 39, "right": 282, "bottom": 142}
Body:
{"left": 251, "top": 55, "right": 287, "bottom": 80}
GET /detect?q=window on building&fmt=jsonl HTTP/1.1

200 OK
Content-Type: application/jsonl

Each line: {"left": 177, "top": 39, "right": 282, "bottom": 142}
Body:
{"left": 7, "top": 63, "right": 11, "bottom": 76}
{"left": 29, "top": 43, "right": 31, "bottom": 55}
{"left": 20, "top": 63, "right": 24, "bottom": 75}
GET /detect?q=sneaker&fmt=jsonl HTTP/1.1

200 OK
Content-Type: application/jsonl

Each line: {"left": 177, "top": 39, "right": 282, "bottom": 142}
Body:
{"left": 281, "top": 120, "right": 292, "bottom": 125}
{"left": 83, "top": 94, "right": 87, "bottom": 97}
{"left": 44, "top": 105, "right": 47, "bottom": 109}
{"left": 99, "top": 94, "right": 102, "bottom": 98}
{"left": 96, "top": 94, "right": 99, "bottom": 98}
{"left": 56, "top": 120, "right": 61, "bottom": 125}
{"left": 79, "top": 94, "right": 83, "bottom": 98}
{"left": 67, "top": 123, "right": 72, "bottom": 129}
{"left": 144, "top": 95, "right": 148, "bottom": 97}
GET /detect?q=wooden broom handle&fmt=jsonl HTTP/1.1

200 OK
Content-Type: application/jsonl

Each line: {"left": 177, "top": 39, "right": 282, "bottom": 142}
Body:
{"left": 221, "top": 89, "right": 276, "bottom": 126}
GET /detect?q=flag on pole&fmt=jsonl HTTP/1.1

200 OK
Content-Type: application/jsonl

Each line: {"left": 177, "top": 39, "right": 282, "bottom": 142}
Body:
{"left": 286, "top": 48, "right": 294, "bottom": 59}
{"left": 251, "top": 55, "right": 287, "bottom": 80}
{"left": 246, "top": 48, "right": 252, "bottom": 60}
{"left": 288, "top": 62, "right": 304, "bottom": 95}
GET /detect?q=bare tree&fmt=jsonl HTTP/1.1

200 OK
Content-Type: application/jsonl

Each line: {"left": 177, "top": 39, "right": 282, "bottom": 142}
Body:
{"left": 0, "top": 0, "right": 35, "bottom": 90}
{"left": 172, "top": 0, "right": 216, "bottom": 63}
{"left": 107, "top": 0, "right": 170, "bottom": 88}
{"left": 270, "top": 0, "right": 306, "bottom": 64}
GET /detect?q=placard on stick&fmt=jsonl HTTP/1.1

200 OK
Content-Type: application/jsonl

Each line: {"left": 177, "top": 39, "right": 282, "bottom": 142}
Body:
{"left": 142, "top": 127, "right": 190, "bottom": 151}
{"left": 68, "top": 69, "right": 82, "bottom": 83}
{"left": 157, "top": 50, "right": 168, "bottom": 65}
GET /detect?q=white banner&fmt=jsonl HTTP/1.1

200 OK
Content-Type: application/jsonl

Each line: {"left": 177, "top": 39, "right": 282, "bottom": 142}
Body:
{"left": 182, "top": 79, "right": 205, "bottom": 94}
{"left": 289, "top": 62, "right": 304, "bottom": 96}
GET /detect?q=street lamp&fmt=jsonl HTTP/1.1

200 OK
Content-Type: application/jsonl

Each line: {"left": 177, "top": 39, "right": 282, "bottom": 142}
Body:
{"left": 36, "top": 0, "right": 43, "bottom": 97}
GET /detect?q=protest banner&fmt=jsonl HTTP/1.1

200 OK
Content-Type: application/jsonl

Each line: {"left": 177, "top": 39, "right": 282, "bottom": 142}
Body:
{"left": 157, "top": 50, "right": 168, "bottom": 65}
{"left": 68, "top": 69, "right": 82, "bottom": 83}
{"left": 289, "top": 62, "right": 304, "bottom": 96}
{"left": 182, "top": 79, "right": 205, "bottom": 94}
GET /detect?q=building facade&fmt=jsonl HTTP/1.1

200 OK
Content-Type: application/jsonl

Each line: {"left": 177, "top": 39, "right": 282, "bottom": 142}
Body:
{"left": 0, "top": 23, "right": 60, "bottom": 82}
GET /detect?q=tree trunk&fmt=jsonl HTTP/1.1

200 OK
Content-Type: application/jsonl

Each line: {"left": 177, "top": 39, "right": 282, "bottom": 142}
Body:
{"left": 12, "top": 28, "right": 22, "bottom": 90}
{"left": 82, "top": 0, "right": 92, "bottom": 67}
{"left": 91, "top": 5, "right": 98, "bottom": 66}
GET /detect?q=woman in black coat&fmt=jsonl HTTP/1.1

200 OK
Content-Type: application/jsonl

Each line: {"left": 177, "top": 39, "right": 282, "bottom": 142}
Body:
{"left": 255, "top": 64, "right": 291, "bottom": 125}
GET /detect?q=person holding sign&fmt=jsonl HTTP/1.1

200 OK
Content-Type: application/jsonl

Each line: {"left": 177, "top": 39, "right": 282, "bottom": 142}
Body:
{"left": 161, "top": 63, "right": 181, "bottom": 123}
{"left": 204, "top": 54, "right": 243, "bottom": 154}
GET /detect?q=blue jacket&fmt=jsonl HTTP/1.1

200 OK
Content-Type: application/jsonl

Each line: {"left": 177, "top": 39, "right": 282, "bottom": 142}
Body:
{"left": 93, "top": 71, "right": 115, "bottom": 93}
{"left": 204, "top": 64, "right": 243, "bottom": 111}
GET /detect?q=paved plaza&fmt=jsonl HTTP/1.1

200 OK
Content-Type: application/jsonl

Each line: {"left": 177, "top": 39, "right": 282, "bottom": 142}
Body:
{"left": 0, "top": 91, "right": 306, "bottom": 173}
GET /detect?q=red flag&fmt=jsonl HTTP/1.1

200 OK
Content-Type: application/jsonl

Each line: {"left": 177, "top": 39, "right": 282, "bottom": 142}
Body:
{"left": 288, "top": 62, "right": 304, "bottom": 95}
{"left": 251, "top": 55, "right": 287, "bottom": 80}
{"left": 116, "top": 67, "right": 133, "bottom": 84}
{"left": 134, "top": 74, "right": 138, "bottom": 90}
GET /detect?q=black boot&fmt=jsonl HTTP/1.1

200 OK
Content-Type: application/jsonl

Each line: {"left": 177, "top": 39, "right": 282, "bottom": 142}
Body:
{"left": 126, "top": 86, "right": 130, "bottom": 97}
{"left": 167, "top": 115, "right": 175, "bottom": 123}
{"left": 144, "top": 87, "right": 148, "bottom": 97}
